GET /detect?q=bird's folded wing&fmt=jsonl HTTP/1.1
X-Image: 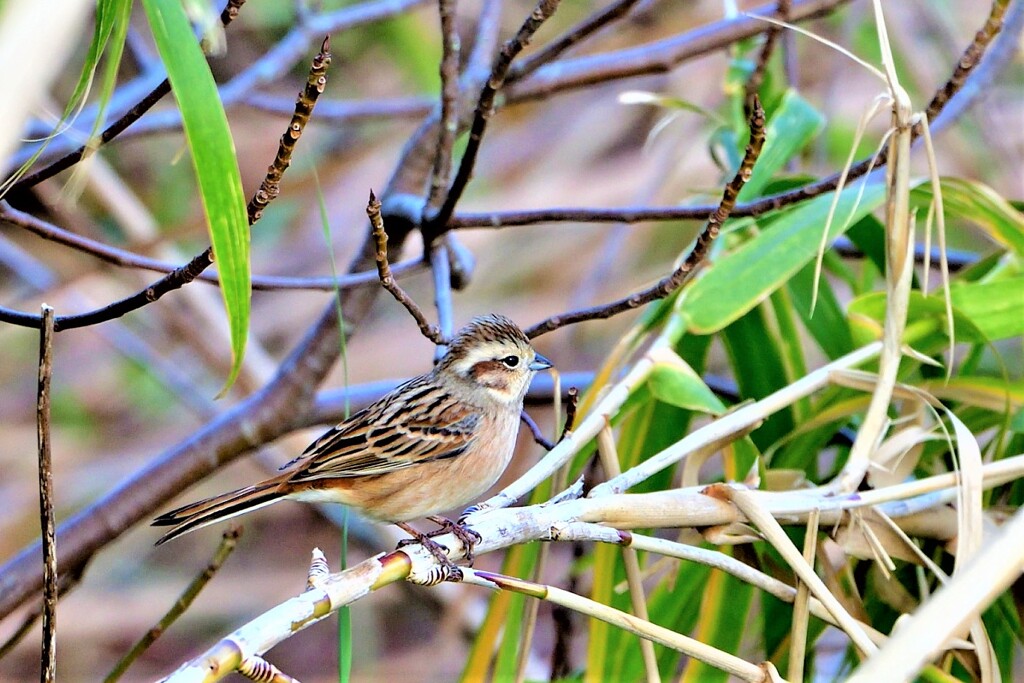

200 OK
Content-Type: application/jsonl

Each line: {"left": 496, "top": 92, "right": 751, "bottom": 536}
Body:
{"left": 287, "top": 397, "right": 482, "bottom": 481}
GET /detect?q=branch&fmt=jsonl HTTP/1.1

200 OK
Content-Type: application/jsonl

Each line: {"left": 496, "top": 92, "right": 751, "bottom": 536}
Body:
{"left": 36, "top": 304, "right": 56, "bottom": 683}
{"left": 367, "top": 191, "right": 445, "bottom": 344}
{"left": 507, "top": 0, "right": 644, "bottom": 83}
{"left": 524, "top": 95, "right": 766, "bottom": 339}
{"left": 743, "top": 0, "right": 790, "bottom": 110}
{"left": 425, "top": 0, "right": 461, "bottom": 210}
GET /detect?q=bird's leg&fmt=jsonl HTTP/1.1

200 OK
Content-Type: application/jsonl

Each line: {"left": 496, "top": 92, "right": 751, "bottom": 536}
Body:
{"left": 426, "top": 515, "right": 483, "bottom": 564}
{"left": 394, "top": 521, "right": 463, "bottom": 582}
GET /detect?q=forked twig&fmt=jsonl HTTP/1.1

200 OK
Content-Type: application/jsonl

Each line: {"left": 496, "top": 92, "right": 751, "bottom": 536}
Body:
{"left": 367, "top": 191, "right": 445, "bottom": 345}
{"left": 524, "top": 95, "right": 767, "bottom": 338}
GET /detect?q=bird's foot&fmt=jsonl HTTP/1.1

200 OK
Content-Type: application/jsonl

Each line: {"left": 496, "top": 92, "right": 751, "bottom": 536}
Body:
{"left": 426, "top": 515, "right": 482, "bottom": 564}
{"left": 395, "top": 522, "right": 464, "bottom": 583}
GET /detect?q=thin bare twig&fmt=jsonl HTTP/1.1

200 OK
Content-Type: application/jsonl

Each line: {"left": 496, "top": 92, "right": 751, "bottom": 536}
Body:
{"left": 427, "top": 0, "right": 563, "bottom": 234}
{"left": 509, "top": 0, "right": 643, "bottom": 83}
{"left": 7, "top": 0, "right": 247, "bottom": 195}
{"left": 425, "top": 0, "right": 461, "bottom": 210}
{"left": 249, "top": 35, "right": 332, "bottom": 223}
{"left": 367, "top": 190, "right": 446, "bottom": 344}
{"left": 103, "top": 527, "right": 242, "bottom": 683}
{"left": 525, "top": 96, "right": 767, "bottom": 338}
{"left": 37, "top": 304, "right": 56, "bottom": 683}
{"left": 744, "top": 0, "right": 791, "bottom": 110}
{"left": 561, "top": 386, "right": 579, "bottom": 441}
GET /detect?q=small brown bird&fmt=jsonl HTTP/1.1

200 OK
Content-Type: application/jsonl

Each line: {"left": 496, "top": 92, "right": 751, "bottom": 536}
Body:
{"left": 153, "top": 314, "right": 551, "bottom": 560}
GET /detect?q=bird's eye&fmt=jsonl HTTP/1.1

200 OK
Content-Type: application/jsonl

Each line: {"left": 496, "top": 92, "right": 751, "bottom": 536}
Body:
{"left": 500, "top": 355, "right": 520, "bottom": 368}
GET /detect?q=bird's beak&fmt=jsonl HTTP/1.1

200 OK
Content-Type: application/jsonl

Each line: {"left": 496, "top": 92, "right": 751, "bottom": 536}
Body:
{"left": 529, "top": 353, "right": 553, "bottom": 372}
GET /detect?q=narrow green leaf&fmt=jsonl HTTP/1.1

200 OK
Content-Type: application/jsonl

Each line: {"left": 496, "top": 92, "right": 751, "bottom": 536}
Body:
{"left": 737, "top": 90, "right": 825, "bottom": 201}
{"left": 678, "top": 182, "right": 888, "bottom": 335}
{"left": 722, "top": 306, "right": 794, "bottom": 449}
{"left": 647, "top": 361, "right": 725, "bottom": 415}
{"left": 787, "top": 259, "right": 855, "bottom": 359}
{"left": 140, "top": 0, "right": 250, "bottom": 393}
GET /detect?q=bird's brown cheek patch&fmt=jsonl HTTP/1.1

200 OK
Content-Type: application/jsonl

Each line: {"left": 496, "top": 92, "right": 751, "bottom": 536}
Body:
{"left": 470, "top": 360, "right": 512, "bottom": 390}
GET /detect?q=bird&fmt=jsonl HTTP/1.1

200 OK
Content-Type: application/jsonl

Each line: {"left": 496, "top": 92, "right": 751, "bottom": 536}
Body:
{"left": 153, "top": 314, "right": 552, "bottom": 569}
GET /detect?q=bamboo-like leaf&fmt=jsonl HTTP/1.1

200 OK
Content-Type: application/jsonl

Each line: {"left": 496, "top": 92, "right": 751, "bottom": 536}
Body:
{"left": 140, "top": 0, "right": 250, "bottom": 393}
{"left": 647, "top": 359, "right": 725, "bottom": 415}
{"left": 678, "top": 183, "right": 888, "bottom": 335}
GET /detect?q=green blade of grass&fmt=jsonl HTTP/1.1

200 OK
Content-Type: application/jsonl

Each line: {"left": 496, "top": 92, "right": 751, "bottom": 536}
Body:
{"left": 140, "top": 0, "right": 250, "bottom": 394}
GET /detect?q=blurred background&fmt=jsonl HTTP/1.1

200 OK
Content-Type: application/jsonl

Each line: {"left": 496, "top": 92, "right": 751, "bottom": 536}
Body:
{"left": 0, "top": 0, "right": 1021, "bottom": 680}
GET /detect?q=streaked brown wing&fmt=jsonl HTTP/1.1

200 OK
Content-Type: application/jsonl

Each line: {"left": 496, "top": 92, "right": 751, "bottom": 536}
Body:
{"left": 285, "top": 376, "right": 481, "bottom": 482}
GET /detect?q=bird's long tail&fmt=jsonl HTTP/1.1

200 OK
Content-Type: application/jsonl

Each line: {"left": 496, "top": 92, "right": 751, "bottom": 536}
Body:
{"left": 152, "top": 482, "right": 284, "bottom": 545}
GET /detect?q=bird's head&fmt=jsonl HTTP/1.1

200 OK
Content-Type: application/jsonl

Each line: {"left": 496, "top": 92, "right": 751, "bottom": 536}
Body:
{"left": 437, "top": 314, "right": 552, "bottom": 406}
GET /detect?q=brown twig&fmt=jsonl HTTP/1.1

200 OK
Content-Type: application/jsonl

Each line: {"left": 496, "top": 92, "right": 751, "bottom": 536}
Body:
{"left": 427, "top": 0, "right": 563, "bottom": 235}
{"left": 425, "top": 0, "right": 461, "bottom": 211}
{"left": 560, "top": 387, "right": 579, "bottom": 441}
{"left": 744, "top": 0, "right": 790, "bottom": 110}
{"left": 367, "top": 191, "right": 446, "bottom": 344}
{"left": 0, "top": 38, "right": 332, "bottom": 332}
{"left": 36, "top": 304, "right": 56, "bottom": 683}
{"left": 509, "top": 0, "right": 644, "bottom": 83}
{"left": 525, "top": 96, "right": 767, "bottom": 338}
{"left": 249, "top": 36, "right": 332, "bottom": 222}
{"left": 7, "top": 0, "right": 247, "bottom": 196}
{"left": 103, "top": 527, "right": 242, "bottom": 683}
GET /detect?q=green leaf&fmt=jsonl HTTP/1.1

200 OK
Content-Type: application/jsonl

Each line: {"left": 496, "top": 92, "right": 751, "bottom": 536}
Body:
{"left": 912, "top": 177, "right": 1024, "bottom": 256}
{"left": 647, "top": 359, "right": 725, "bottom": 415}
{"left": 678, "top": 182, "right": 889, "bottom": 335}
{"left": 849, "top": 279, "right": 1024, "bottom": 345}
{"left": 737, "top": 90, "right": 825, "bottom": 201}
{"left": 787, "top": 259, "right": 855, "bottom": 359}
{"left": 949, "top": 277, "right": 1024, "bottom": 341}
{"left": 140, "top": 0, "right": 250, "bottom": 393}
